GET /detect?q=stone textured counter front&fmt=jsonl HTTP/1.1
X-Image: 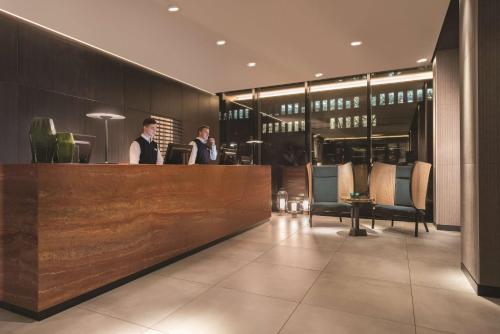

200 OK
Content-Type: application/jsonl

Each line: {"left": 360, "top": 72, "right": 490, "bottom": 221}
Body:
{"left": 0, "top": 164, "right": 271, "bottom": 318}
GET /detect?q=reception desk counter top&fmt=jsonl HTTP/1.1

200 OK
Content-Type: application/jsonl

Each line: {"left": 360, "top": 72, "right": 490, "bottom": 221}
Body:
{"left": 0, "top": 164, "right": 271, "bottom": 318}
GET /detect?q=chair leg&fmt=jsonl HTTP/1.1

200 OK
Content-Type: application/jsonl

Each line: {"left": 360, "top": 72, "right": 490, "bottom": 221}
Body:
{"left": 421, "top": 212, "right": 429, "bottom": 232}
{"left": 391, "top": 218, "right": 394, "bottom": 227}
{"left": 340, "top": 216, "right": 343, "bottom": 223}
{"left": 309, "top": 212, "right": 313, "bottom": 227}
{"left": 414, "top": 214, "right": 419, "bottom": 237}
{"left": 371, "top": 210, "right": 375, "bottom": 229}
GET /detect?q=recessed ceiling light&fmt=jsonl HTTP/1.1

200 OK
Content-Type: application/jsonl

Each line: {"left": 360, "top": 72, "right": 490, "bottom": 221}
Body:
{"left": 350, "top": 41, "right": 362, "bottom": 46}
{"left": 247, "top": 62, "right": 256, "bottom": 67}
{"left": 167, "top": 5, "right": 180, "bottom": 12}
{"left": 315, "top": 73, "right": 323, "bottom": 78}
{"left": 216, "top": 40, "right": 226, "bottom": 46}
{"left": 417, "top": 58, "right": 428, "bottom": 63}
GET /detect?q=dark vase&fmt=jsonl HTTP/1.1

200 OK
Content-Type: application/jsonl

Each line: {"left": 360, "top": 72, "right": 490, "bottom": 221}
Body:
{"left": 29, "top": 118, "right": 57, "bottom": 163}
{"left": 55, "top": 132, "right": 75, "bottom": 163}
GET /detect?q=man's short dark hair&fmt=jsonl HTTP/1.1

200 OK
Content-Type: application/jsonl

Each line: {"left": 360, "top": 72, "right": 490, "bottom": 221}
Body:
{"left": 143, "top": 117, "right": 157, "bottom": 126}
{"left": 197, "top": 125, "right": 210, "bottom": 133}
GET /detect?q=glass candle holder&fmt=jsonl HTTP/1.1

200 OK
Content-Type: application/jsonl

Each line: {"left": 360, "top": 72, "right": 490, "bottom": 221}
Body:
{"left": 276, "top": 189, "right": 288, "bottom": 215}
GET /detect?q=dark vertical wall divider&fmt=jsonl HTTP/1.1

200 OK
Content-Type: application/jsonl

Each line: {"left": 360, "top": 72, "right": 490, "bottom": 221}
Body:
{"left": 0, "top": 12, "right": 219, "bottom": 164}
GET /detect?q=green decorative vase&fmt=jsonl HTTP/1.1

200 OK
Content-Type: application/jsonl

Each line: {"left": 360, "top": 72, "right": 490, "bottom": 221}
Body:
{"left": 29, "top": 117, "right": 57, "bottom": 163}
{"left": 55, "top": 132, "right": 75, "bottom": 163}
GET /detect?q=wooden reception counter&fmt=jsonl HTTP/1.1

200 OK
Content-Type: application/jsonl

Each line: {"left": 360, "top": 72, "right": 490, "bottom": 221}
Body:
{"left": 0, "top": 164, "right": 271, "bottom": 319}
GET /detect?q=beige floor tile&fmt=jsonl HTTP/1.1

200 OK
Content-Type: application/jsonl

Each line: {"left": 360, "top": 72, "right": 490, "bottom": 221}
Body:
{"left": 280, "top": 231, "right": 344, "bottom": 250}
{"left": 142, "top": 330, "right": 164, "bottom": 334}
{"left": 339, "top": 235, "right": 408, "bottom": 259}
{"left": 280, "top": 304, "right": 415, "bottom": 334}
{"left": 153, "top": 253, "right": 249, "bottom": 285}
{"left": 0, "top": 309, "right": 33, "bottom": 334}
{"left": 303, "top": 272, "right": 414, "bottom": 325}
{"left": 10, "top": 307, "right": 145, "bottom": 334}
{"left": 305, "top": 219, "right": 349, "bottom": 232}
{"left": 151, "top": 287, "right": 296, "bottom": 334}
{"left": 220, "top": 262, "right": 320, "bottom": 302}
{"left": 406, "top": 239, "right": 460, "bottom": 264}
{"left": 409, "top": 259, "right": 474, "bottom": 293}
{"left": 324, "top": 252, "right": 410, "bottom": 284}
{"left": 234, "top": 229, "right": 293, "bottom": 244}
{"left": 79, "top": 275, "right": 209, "bottom": 327}
{"left": 413, "top": 285, "right": 500, "bottom": 334}
{"left": 416, "top": 327, "right": 452, "bottom": 334}
{"left": 255, "top": 245, "right": 334, "bottom": 270}
{"left": 254, "top": 218, "right": 303, "bottom": 234}
{"left": 199, "top": 239, "right": 273, "bottom": 261}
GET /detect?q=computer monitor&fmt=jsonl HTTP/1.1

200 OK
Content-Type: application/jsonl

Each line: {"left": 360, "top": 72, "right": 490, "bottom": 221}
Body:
{"left": 219, "top": 147, "right": 238, "bottom": 165}
{"left": 164, "top": 143, "right": 193, "bottom": 164}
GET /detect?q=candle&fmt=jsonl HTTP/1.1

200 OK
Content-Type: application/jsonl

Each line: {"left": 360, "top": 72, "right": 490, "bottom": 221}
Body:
{"left": 291, "top": 202, "right": 297, "bottom": 212}
{"left": 279, "top": 198, "right": 286, "bottom": 210}
{"left": 302, "top": 199, "right": 309, "bottom": 211}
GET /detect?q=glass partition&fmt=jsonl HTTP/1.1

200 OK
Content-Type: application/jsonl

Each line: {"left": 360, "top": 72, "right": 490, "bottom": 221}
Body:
{"left": 219, "top": 66, "right": 433, "bottom": 215}
{"left": 309, "top": 75, "right": 369, "bottom": 166}
{"left": 370, "top": 69, "right": 433, "bottom": 164}
{"left": 258, "top": 84, "right": 306, "bottom": 204}
{"left": 220, "top": 90, "right": 254, "bottom": 164}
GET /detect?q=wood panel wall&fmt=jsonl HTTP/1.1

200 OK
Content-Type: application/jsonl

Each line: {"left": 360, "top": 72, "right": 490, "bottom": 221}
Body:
{"left": 0, "top": 12, "right": 219, "bottom": 164}
{"left": 433, "top": 48, "right": 461, "bottom": 227}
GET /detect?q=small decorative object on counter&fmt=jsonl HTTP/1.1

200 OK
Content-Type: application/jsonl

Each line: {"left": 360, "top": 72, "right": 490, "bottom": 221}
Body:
{"left": 29, "top": 117, "right": 57, "bottom": 163}
{"left": 349, "top": 192, "right": 361, "bottom": 199}
{"left": 276, "top": 188, "right": 288, "bottom": 215}
{"left": 55, "top": 132, "right": 75, "bottom": 163}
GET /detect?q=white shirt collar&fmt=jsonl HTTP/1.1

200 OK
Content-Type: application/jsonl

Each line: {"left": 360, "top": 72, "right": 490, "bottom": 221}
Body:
{"left": 141, "top": 133, "right": 153, "bottom": 143}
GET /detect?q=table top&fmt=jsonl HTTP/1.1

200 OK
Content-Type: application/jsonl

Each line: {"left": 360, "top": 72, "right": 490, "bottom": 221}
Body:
{"left": 340, "top": 196, "right": 374, "bottom": 204}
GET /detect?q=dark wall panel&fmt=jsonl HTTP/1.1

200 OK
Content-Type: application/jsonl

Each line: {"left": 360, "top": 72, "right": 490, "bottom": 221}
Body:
{"left": 0, "top": 14, "right": 18, "bottom": 82}
{"left": 181, "top": 86, "right": 200, "bottom": 143}
{"left": 0, "top": 83, "right": 18, "bottom": 163}
{"left": 0, "top": 12, "right": 218, "bottom": 164}
{"left": 18, "top": 24, "right": 55, "bottom": 92}
{"left": 124, "top": 64, "right": 150, "bottom": 111}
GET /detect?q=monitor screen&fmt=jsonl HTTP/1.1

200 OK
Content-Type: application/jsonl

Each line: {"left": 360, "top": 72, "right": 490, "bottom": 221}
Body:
{"left": 164, "top": 143, "right": 193, "bottom": 164}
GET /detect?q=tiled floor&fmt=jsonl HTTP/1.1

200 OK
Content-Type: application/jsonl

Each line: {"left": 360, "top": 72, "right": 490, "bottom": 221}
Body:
{"left": 2, "top": 214, "right": 500, "bottom": 334}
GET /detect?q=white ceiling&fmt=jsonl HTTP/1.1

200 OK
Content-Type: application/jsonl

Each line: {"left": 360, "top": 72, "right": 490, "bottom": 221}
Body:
{"left": 0, "top": 0, "right": 449, "bottom": 94}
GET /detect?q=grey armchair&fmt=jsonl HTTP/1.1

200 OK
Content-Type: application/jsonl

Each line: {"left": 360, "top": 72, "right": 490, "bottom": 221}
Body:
{"left": 306, "top": 163, "right": 353, "bottom": 227}
{"left": 370, "top": 161, "right": 432, "bottom": 237}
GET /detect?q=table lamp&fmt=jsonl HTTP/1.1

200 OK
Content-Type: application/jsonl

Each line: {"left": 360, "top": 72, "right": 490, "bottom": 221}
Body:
{"left": 246, "top": 138, "right": 263, "bottom": 165}
{"left": 86, "top": 112, "right": 125, "bottom": 163}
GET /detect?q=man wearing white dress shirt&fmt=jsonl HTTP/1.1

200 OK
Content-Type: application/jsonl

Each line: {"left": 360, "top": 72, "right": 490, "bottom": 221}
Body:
{"left": 188, "top": 125, "right": 217, "bottom": 165}
{"left": 129, "top": 118, "right": 163, "bottom": 165}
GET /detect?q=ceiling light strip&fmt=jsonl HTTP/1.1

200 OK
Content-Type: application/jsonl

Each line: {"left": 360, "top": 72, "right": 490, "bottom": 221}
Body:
{"left": 324, "top": 134, "right": 409, "bottom": 141}
{"left": 310, "top": 79, "right": 368, "bottom": 92}
{"left": 259, "top": 87, "right": 305, "bottom": 99}
{"left": 370, "top": 71, "right": 433, "bottom": 86}
{"left": 0, "top": 9, "right": 215, "bottom": 95}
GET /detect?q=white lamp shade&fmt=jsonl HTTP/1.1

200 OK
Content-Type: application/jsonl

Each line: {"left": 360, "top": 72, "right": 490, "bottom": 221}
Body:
{"left": 86, "top": 112, "right": 125, "bottom": 120}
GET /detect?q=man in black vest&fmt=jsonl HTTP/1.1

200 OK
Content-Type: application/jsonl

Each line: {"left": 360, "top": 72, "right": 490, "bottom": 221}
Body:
{"left": 129, "top": 118, "right": 163, "bottom": 164}
{"left": 188, "top": 125, "right": 217, "bottom": 164}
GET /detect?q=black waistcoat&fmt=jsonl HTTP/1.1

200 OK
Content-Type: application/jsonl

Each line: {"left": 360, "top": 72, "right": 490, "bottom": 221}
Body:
{"left": 194, "top": 139, "right": 211, "bottom": 164}
{"left": 135, "top": 136, "right": 158, "bottom": 164}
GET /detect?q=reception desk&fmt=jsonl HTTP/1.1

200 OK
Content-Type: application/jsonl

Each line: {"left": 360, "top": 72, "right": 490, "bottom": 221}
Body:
{"left": 0, "top": 164, "right": 271, "bottom": 319}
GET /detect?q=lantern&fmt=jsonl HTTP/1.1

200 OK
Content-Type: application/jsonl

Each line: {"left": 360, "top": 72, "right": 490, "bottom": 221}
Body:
{"left": 288, "top": 198, "right": 299, "bottom": 218}
{"left": 276, "top": 189, "right": 288, "bottom": 215}
{"left": 299, "top": 193, "right": 310, "bottom": 213}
